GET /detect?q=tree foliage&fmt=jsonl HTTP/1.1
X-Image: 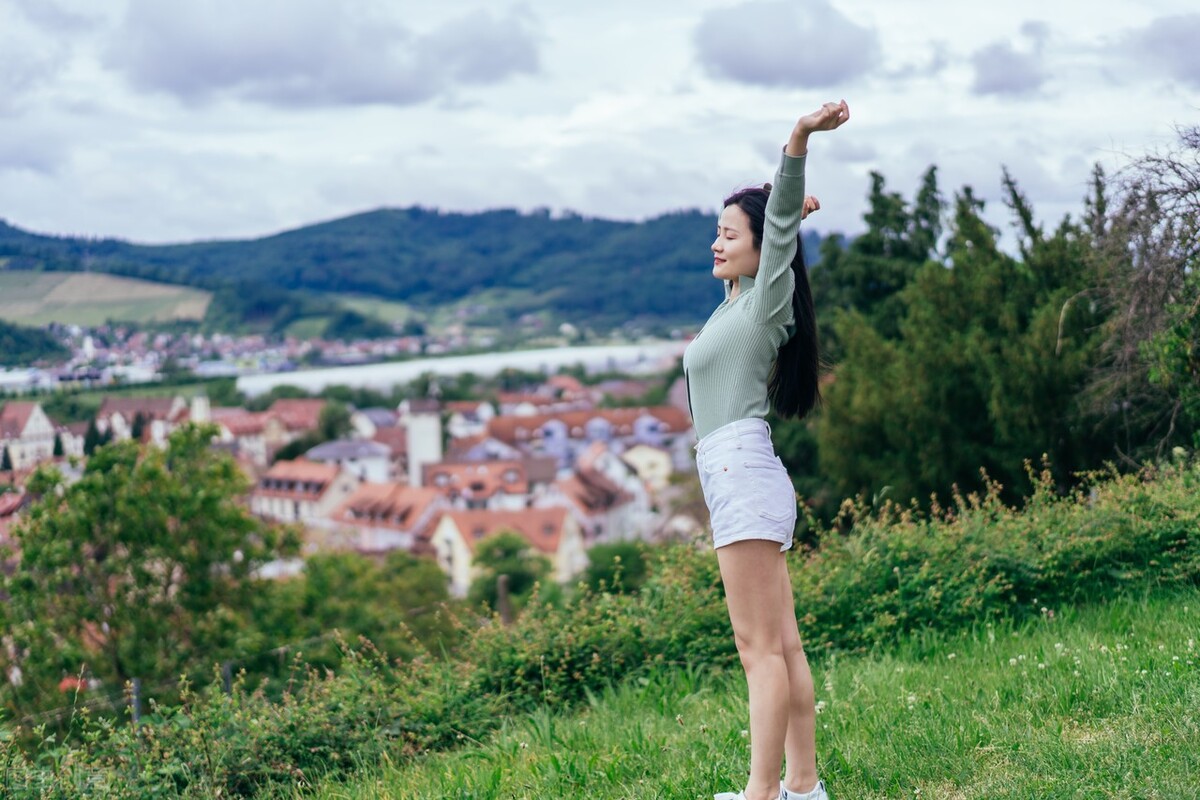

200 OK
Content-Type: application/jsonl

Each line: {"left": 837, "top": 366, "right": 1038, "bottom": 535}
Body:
{"left": 467, "top": 531, "right": 552, "bottom": 612}
{"left": 0, "top": 319, "right": 69, "bottom": 366}
{"left": 0, "top": 424, "right": 298, "bottom": 718}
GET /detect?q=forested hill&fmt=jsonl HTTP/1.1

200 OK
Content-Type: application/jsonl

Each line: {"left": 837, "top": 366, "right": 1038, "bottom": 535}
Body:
{"left": 0, "top": 209, "right": 823, "bottom": 331}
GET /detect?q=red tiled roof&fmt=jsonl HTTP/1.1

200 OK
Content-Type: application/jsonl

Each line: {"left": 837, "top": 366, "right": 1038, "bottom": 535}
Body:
{"left": 267, "top": 399, "right": 326, "bottom": 431}
{"left": 555, "top": 466, "right": 632, "bottom": 515}
{"left": 218, "top": 411, "right": 273, "bottom": 436}
{"left": 334, "top": 482, "right": 442, "bottom": 533}
{"left": 423, "top": 459, "right": 529, "bottom": 501}
{"left": 372, "top": 426, "right": 408, "bottom": 456}
{"left": 0, "top": 402, "right": 38, "bottom": 438}
{"left": 445, "top": 401, "right": 487, "bottom": 414}
{"left": 255, "top": 458, "right": 342, "bottom": 499}
{"left": 486, "top": 406, "right": 691, "bottom": 444}
{"left": 263, "top": 458, "right": 340, "bottom": 483}
{"left": 496, "top": 392, "right": 556, "bottom": 407}
{"left": 96, "top": 396, "right": 182, "bottom": 422}
{"left": 437, "top": 507, "right": 570, "bottom": 555}
{"left": 0, "top": 492, "right": 25, "bottom": 517}
{"left": 546, "top": 375, "right": 586, "bottom": 393}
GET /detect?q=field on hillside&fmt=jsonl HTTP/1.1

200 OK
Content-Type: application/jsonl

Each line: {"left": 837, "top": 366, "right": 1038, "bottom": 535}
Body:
{"left": 0, "top": 271, "right": 211, "bottom": 326}
{"left": 298, "top": 589, "right": 1200, "bottom": 800}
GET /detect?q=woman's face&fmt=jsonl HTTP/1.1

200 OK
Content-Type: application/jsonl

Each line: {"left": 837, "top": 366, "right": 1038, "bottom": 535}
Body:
{"left": 712, "top": 204, "right": 760, "bottom": 283}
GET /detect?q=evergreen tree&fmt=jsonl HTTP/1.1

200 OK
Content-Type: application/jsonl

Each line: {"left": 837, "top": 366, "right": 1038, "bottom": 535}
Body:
{"left": 83, "top": 419, "right": 101, "bottom": 455}
{"left": 130, "top": 412, "right": 147, "bottom": 442}
{"left": 0, "top": 446, "right": 11, "bottom": 472}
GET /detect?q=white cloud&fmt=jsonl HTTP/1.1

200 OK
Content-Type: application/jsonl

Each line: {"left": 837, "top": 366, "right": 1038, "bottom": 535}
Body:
{"left": 105, "top": 0, "right": 541, "bottom": 107}
{"left": 971, "top": 24, "right": 1049, "bottom": 97}
{"left": 1123, "top": 14, "right": 1200, "bottom": 89}
{"left": 694, "top": 0, "right": 880, "bottom": 88}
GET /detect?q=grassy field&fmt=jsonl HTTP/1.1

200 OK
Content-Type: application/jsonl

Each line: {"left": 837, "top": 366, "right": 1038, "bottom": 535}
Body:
{"left": 294, "top": 588, "right": 1200, "bottom": 800}
{"left": 0, "top": 271, "right": 211, "bottom": 326}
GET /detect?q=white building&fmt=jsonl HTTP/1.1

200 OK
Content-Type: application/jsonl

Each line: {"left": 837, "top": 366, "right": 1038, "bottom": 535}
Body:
{"left": 0, "top": 402, "right": 58, "bottom": 470}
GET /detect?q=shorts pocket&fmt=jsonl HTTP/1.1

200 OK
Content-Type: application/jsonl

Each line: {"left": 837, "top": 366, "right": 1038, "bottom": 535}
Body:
{"left": 744, "top": 459, "right": 795, "bottom": 523}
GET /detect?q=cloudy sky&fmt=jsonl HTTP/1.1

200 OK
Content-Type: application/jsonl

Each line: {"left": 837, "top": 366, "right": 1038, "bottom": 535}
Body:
{"left": 0, "top": 0, "right": 1197, "bottom": 247}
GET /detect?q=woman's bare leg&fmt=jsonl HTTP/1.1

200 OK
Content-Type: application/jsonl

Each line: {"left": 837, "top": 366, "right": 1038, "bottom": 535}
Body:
{"left": 717, "top": 539, "right": 790, "bottom": 800}
{"left": 779, "top": 561, "right": 820, "bottom": 794}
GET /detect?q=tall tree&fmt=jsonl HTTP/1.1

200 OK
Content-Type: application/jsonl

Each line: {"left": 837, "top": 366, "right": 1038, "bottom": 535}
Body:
{"left": 1087, "top": 126, "right": 1200, "bottom": 458}
{"left": 0, "top": 424, "right": 298, "bottom": 718}
{"left": 817, "top": 176, "right": 1104, "bottom": 505}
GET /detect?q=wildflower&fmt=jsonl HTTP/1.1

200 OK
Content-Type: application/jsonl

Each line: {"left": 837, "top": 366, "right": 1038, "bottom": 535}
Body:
{"left": 740, "top": 730, "right": 749, "bottom": 738}
{"left": 1038, "top": 663, "right": 1046, "bottom": 670}
{"left": 947, "top": 653, "right": 957, "bottom": 660}
{"left": 815, "top": 700, "right": 827, "bottom": 714}
{"left": 1009, "top": 658, "right": 1018, "bottom": 666}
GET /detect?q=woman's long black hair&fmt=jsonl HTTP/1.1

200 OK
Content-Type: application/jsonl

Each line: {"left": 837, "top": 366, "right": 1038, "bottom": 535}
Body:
{"left": 724, "top": 185, "right": 821, "bottom": 420}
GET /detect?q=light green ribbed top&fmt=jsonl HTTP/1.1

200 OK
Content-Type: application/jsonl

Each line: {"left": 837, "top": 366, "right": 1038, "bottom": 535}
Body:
{"left": 682, "top": 151, "right": 806, "bottom": 440}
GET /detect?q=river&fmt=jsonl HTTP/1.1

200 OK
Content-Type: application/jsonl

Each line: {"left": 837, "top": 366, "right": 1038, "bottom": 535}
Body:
{"left": 235, "top": 340, "right": 687, "bottom": 397}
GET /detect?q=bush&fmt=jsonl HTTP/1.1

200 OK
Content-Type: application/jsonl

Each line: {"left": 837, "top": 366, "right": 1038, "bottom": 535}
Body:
{"left": 4, "top": 458, "right": 1199, "bottom": 796}
{"left": 791, "top": 460, "right": 1200, "bottom": 653}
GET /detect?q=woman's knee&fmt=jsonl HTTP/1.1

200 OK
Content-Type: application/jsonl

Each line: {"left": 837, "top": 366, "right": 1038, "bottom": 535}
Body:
{"left": 732, "top": 627, "right": 786, "bottom": 663}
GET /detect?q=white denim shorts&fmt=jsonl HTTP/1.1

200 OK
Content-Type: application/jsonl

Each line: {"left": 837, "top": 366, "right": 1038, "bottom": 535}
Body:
{"left": 695, "top": 417, "right": 797, "bottom": 551}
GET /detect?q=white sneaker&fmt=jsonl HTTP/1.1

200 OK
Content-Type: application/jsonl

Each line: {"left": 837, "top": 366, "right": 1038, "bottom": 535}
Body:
{"left": 781, "top": 779, "right": 828, "bottom": 800}
{"left": 713, "top": 793, "right": 746, "bottom": 800}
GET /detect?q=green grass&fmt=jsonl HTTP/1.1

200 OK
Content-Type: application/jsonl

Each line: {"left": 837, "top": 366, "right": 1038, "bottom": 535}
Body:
{"left": 0, "top": 271, "right": 210, "bottom": 326}
{"left": 293, "top": 588, "right": 1200, "bottom": 799}
{"left": 333, "top": 295, "right": 415, "bottom": 325}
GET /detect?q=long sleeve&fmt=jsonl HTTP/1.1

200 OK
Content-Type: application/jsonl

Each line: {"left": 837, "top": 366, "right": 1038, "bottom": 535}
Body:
{"left": 750, "top": 151, "right": 806, "bottom": 324}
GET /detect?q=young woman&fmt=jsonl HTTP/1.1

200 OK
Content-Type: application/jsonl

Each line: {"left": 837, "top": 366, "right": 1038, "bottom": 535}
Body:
{"left": 683, "top": 100, "right": 849, "bottom": 800}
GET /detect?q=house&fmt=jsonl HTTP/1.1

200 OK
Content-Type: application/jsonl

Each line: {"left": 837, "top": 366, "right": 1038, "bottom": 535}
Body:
{"left": 212, "top": 398, "right": 327, "bottom": 467}
{"left": 266, "top": 398, "right": 327, "bottom": 435}
{"left": 486, "top": 405, "right": 694, "bottom": 470}
{"left": 351, "top": 407, "right": 399, "bottom": 439}
{"left": 620, "top": 443, "right": 674, "bottom": 494}
{"left": 445, "top": 433, "right": 522, "bottom": 462}
{"left": 428, "top": 507, "right": 587, "bottom": 597}
{"left": 212, "top": 409, "right": 286, "bottom": 467}
{"left": 249, "top": 458, "right": 359, "bottom": 524}
{"left": 322, "top": 482, "right": 445, "bottom": 554}
{"left": 445, "top": 400, "right": 496, "bottom": 439}
{"left": 59, "top": 421, "right": 89, "bottom": 459}
{"left": 95, "top": 396, "right": 189, "bottom": 444}
{"left": 495, "top": 392, "right": 559, "bottom": 417}
{"left": 371, "top": 426, "right": 410, "bottom": 482}
{"left": 306, "top": 439, "right": 394, "bottom": 483}
{"left": 540, "top": 442, "right": 653, "bottom": 543}
{"left": 0, "top": 402, "right": 58, "bottom": 469}
{"left": 423, "top": 459, "right": 532, "bottom": 510}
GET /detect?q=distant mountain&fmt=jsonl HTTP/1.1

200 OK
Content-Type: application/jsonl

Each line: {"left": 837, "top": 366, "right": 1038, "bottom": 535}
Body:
{"left": 0, "top": 208, "right": 823, "bottom": 333}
